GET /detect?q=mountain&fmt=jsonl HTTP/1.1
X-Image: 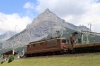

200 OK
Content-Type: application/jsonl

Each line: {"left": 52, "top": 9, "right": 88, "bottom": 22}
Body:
{"left": 2, "top": 9, "right": 89, "bottom": 49}
{"left": 0, "top": 31, "right": 16, "bottom": 49}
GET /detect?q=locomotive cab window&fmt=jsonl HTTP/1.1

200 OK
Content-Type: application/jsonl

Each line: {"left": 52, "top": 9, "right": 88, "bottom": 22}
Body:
{"left": 62, "top": 39, "right": 68, "bottom": 44}
{"left": 28, "top": 45, "right": 32, "bottom": 48}
{"left": 33, "top": 44, "right": 36, "bottom": 47}
{"left": 27, "top": 45, "right": 29, "bottom": 48}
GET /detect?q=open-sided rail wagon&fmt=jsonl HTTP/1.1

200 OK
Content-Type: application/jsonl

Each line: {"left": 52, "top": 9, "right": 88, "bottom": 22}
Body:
{"left": 72, "top": 42, "right": 100, "bottom": 52}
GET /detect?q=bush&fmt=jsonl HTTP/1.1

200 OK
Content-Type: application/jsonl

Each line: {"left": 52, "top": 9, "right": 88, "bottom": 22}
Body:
{"left": 8, "top": 55, "right": 14, "bottom": 63}
{"left": 1, "top": 61, "right": 4, "bottom": 64}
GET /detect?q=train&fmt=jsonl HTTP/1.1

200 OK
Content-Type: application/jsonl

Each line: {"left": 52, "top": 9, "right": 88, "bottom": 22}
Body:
{"left": 25, "top": 32, "right": 100, "bottom": 57}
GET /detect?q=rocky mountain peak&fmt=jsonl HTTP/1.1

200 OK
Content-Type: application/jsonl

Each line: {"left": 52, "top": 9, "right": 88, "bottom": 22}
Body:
{"left": 26, "top": 8, "right": 63, "bottom": 29}
{"left": 37, "top": 8, "right": 57, "bottom": 18}
{"left": 44, "top": 8, "right": 51, "bottom": 13}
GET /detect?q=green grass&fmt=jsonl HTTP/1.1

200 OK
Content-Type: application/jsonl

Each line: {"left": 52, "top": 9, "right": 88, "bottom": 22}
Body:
{"left": 0, "top": 54, "right": 100, "bottom": 66}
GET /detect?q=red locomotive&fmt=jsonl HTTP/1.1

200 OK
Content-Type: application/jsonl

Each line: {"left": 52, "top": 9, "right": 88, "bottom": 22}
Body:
{"left": 26, "top": 38, "right": 69, "bottom": 57}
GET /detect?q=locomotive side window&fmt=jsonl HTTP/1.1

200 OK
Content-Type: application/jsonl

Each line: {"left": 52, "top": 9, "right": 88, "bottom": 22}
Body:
{"left": 40, "top": 43, "right": 43, "bottom": 47}
{"left": 33, "top": 44, "right": 36, "bottom": 47}
{"left": 57, "top": 39, "right": 60, "bottom": 44}
{"left": 48, "top": 39, "right": 57, "bottom": 47}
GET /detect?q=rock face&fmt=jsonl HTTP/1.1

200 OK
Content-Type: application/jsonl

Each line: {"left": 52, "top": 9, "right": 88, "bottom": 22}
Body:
{"left": 2, "top": 9, "right": 89, "bottom": 49}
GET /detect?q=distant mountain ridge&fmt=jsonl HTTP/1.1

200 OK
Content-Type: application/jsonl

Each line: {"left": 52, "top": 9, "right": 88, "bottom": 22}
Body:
{"left": 0, "top": 31, "right": 16, "bottom": 42}
{"left": 2, "top": 9, "right": 89, "bottom": 49}
{"left": 66, "top": 22, "right": 89, "bottom": 31}
{"left": 0, "top": 31, "right": 16, "bottom": 49}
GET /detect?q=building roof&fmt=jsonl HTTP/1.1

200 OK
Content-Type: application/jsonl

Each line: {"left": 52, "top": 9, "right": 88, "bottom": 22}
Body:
{"left": 3, "top": 50, "right": 17, "bottom": 55}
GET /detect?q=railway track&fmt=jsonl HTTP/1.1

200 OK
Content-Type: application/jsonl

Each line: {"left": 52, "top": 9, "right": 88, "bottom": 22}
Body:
{"left": 23, "top": 52, "right": 100, "bottom": 59}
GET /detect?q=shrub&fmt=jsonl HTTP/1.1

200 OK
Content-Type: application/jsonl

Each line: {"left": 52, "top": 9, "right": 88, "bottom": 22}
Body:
{"left": 1, "top": 61, "right": 4, "bottom": 64}
{"left": 8, "top": 55, "right": 14, "bottom": 63}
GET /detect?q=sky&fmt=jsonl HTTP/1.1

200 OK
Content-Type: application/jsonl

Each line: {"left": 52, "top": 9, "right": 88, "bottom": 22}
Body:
{"left": 0, "top": 0, "right": 100, "bottom": 35}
